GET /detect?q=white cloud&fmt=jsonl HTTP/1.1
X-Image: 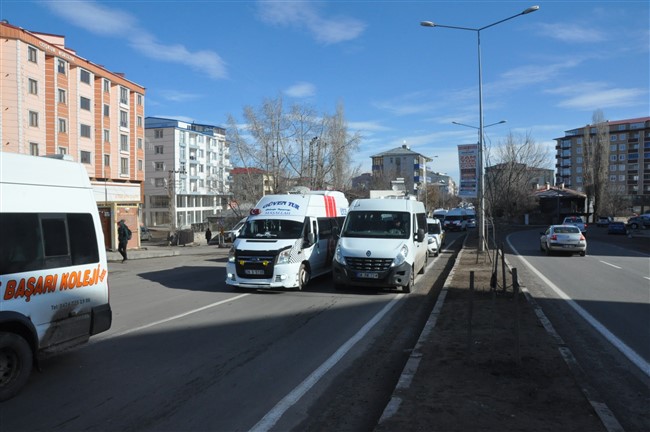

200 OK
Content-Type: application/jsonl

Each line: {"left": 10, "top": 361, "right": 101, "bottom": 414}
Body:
{"left": 534, "top": 23, "right": 607, "bottom": 43}
{"left": 156, "top": 90, "right": 202, "bottom": 103}
{"left": 547, "top": 82, "right": 648, "bottom": 110}
{"left": 44, "top": 0, "right": 227, "bottom": 80}
{"left": 256, "top": 0, "right": 366, "bottom": 45}
{"left": 284, "top": 82, "right": 316, "bottom": 98}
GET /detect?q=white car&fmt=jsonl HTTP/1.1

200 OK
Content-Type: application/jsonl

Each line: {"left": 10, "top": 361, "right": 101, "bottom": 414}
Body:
{"left": 426, "top": 218, "right": 445, "bottom": 257}
{"left": 540, "top": 225, "right": 586, "bottom": 256}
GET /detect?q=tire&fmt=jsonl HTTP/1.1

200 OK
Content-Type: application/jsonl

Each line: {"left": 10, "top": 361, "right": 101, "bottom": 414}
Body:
{"left": 297, "top": 262, "right": 310, "bottom": 291}
{"left": 631, "top": 223, "right": 639, "bottom": 229}
{"left": 545, "top": 243, "right": 551, "bottom": 256}
{"left": 580, "top": 251, "right": 586, "bottom": 257}
{"left": 403, "top": 266, "right": 415, "bottom": 293}
{"left": 0, "top": 332, "right": 33, "bottom": 402}
{"left": 540, "top": 242, "right": 544, "bottom": 252}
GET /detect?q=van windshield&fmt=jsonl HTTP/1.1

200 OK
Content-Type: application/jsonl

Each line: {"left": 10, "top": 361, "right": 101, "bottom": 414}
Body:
{"left": 427, "top": 223, "right": 441, "bottom": 234}
{"left": 342, "top": 211, "right": 410, "bottom": 239}
{"left": 238, "top": 218, "right": 305, "bottom": 239}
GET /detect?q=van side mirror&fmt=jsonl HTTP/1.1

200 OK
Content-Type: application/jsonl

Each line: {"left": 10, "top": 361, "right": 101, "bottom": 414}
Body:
{"left": 306, "top": 232, "right": 316, "bottom": 246}
{"left": 416, "top": 228, "right": 425, "bottom": 242}
{"left": 333, "top": 226, "right": 340, "bottom": 239}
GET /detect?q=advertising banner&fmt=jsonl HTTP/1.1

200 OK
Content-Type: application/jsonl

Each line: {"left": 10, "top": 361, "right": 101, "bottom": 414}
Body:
{"left": 458, "top": 144, "right": 478, "bottom": 198}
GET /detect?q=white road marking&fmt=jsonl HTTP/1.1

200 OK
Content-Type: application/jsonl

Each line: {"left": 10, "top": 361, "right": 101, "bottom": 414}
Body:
{"left": 249, "top": 294, "right": 404, "bottom": 432}
{"left": 599, "top": 260, "right": 622, "bottom": 269}
{"left": 507, "top": 237, "right": 650, "bottom": 378}
{"left": 94, "top": 293, "right": 251, "bottom": 340}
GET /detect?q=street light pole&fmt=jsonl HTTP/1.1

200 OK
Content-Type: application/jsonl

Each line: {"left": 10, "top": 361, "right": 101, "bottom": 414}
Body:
{"left": 421, "top": 5, "right": 539, "bottom": 252}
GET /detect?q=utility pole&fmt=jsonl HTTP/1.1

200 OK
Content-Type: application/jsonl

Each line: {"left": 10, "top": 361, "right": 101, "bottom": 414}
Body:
{"left": 168, "top": 169, "right": 186, "bottom": 240}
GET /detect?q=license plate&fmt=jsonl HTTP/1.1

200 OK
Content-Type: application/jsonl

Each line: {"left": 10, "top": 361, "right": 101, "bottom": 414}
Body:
{"left": 357, "top": 272, "right": 379, "bottom": 279}
{"left": 562, "top": 244, "right": 575, "bottom": 248}
{"left": 245, "top": 269, "right": 265, "bottom": 275}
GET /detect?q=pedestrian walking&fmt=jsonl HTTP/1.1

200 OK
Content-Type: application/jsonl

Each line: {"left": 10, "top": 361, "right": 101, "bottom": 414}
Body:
{"left": 117, "top": 219, "right": 132, "bottom": 263}
{"left": 205, "top": 227, "right": 212, "bottom": 244}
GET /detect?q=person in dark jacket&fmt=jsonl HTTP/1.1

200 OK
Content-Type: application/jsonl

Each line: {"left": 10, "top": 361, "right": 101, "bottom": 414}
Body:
{"left": 205, "top": 227, "right": 212, "bottom": 244}
{"left": 117, "top": 219, "right": 131, "bottom": 263}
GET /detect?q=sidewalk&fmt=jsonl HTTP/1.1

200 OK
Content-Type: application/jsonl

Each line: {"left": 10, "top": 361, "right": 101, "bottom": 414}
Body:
{"left": 106, "top": 240, "right": 230, "bottom": 262}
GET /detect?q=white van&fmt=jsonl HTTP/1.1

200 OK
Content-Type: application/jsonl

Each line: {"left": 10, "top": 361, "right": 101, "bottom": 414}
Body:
{"left": 225, "top": 191, "right": 348, "bottom": 290}
{"left": 332, "top": 198, "right": 427, "bottom": 293}
{"left": 426, "top": 218, "right": 445, "bottom": 257}
{"left": 0, "top": 153, "right": 112, "bottom": 401}
{"left": 443, "top": 207, "right": 468, "bottom": 232}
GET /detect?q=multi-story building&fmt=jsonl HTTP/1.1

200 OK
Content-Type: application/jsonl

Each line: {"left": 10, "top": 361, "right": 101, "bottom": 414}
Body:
{"left": 0, "top": 21, "right": 146, "bottom": 250}
{"left": 143, "top": 117, "right": 231, "bottom": 229}
{"left": 371, "top": 144, "right": 433, "bottom": 195}
{"left": 554, "top": 117, "right": 650, "bottom": 210}
{"left": 229, "top": 167, "right": 274, "bottom": 207}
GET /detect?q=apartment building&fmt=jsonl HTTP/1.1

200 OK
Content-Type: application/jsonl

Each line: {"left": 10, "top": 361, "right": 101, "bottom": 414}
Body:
{"left": 554, "top": 117, "right": 650, "bottom": 209}
{"left": 143, "top": 117, "right": 231, "bottom": 229}
{"left": 371, "top": 144, "right": 434, "bottom": 194}
{"left": 0, "top": 21, "right": 146, "bottom": 250}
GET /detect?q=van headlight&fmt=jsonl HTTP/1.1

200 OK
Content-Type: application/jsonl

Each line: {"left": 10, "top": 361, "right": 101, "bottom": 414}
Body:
{"left": 334, "top": 244, "right": 346, "bottom": 265}
{"left": 392, "top": 244, "right": 408, "bottom": 267}
{"left": 228, "top": 246, "right": 236, "bottom": 263}
{"left": 277, "top": 248, "right": 291, "bottom": 265}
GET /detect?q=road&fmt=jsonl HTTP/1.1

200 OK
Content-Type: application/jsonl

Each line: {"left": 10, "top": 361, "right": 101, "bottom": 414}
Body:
{"left": 0, "top": 233, "right": 464, "bottom": 432}
{"left": 505, "top": 227, "right": 650, "bottom": 432}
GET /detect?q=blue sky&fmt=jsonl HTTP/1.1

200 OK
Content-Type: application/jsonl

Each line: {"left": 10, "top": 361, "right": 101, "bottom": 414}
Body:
{"left": 2, "top": 0, "right": 649, "bottom": 184}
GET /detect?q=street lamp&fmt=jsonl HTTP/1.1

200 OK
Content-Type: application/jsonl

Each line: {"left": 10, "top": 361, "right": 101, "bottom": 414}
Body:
{"left": 421, "top": 5, "right": 539, "bottom": 252}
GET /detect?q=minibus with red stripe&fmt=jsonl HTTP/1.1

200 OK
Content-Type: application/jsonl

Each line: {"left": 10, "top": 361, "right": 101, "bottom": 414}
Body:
{"left": 225, "top": 191, "right": 348, "bottom": 290}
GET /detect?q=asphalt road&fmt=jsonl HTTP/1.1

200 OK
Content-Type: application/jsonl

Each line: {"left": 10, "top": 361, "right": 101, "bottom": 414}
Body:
{"left": 0, "top": 233, "right": 464, "bottom": 432}
{"left": 505, "top": 226, "right": 650, "bottom": 432}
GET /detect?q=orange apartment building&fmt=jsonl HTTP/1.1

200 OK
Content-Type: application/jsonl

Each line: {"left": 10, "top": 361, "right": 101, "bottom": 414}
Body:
{"left": 0, "top": 21, "right": 146, "bottom": 251}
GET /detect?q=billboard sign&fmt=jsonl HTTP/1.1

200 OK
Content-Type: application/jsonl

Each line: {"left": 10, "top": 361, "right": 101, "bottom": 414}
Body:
{"left": 458, "top": 144, "right": 478, "bottom": 198}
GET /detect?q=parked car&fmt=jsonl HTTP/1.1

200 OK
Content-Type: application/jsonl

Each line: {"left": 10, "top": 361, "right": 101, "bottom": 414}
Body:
{"left": 596, "top": 216, "right": 613, "bottom": 227}
{"left": 607, "top": 221, "right": 628, "bottom": 235}
{"left": 540, "top": 225, "right": 586, "bottom": 256}
{"left": 626, "top": 215, "right": 650, "bottom": 229}
{"left": 466, "top": 218, "right": 476, "bottom": 229}
{"left": 224, "top": 217, "right": 247, "bottom": 242}
{"left": 426, "top": 218, "right": 445, "bottom": 257}
{"left": 140, "top": 226, "right": 152, "bottom": 241}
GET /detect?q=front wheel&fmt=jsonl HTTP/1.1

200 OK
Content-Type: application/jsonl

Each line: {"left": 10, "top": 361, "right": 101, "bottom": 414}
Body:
{"left": 403, "top": 266, "right": 415, "bottom": 293}
{"left": 0, "top": 332, "right": 33, "bottom": 402}
{"left": 297, "top": 263, "right": 310, "bottom": 291}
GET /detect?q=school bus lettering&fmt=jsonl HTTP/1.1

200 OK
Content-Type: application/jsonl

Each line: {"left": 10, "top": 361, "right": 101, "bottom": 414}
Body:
{"left": 2, "top": 265, "right": 106, "bottom": 302}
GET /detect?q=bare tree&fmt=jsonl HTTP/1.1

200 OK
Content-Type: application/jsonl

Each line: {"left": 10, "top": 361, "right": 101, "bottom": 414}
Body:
{"left": 484, "top": 131, "right": 549, "bottom": 221}
{"left": 582, "top": 110, "right": 610, "bottom": 221}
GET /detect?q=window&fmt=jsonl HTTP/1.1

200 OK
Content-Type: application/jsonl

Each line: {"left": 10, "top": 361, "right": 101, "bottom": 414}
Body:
{"left": 155, "top": 145, "right": 164, "bottom": 154}
{"left": 29, "top": 111, "right": 39, "bottom": 127}
{"left": 610, "top": 144, "right": 617, "bottom": 152}
{"left": 619, "top": 133, "right": 627, "bottom": 140}
{"left": 610, "top": 155, "right": 617, "bottom": 161}
{"left": 80, "top": 151, "right": 91, "bottom": 164}
{"left": 138, "top": 159, "right": 143, "bottom": 171}
{"left": 137, "top": 116, "right": 143, "bottom": 127}
{"left": 610, "top": 165, "right": 617, "bottom": 171}
{"left": 576, "top": 176, "right": 582, "bottom": 184}
{"left": 120, "top": 87, "right": 128, "bottom": 104}
{"left": 576, "top": 147, "right": 583, "bottom": 154}
{"left": 30, "top": 142, "right": 39, "bottom": 156}
{"left": 120, "top": 157, "right": 129, "bottom": 175}
{"left": 58, "top": 118, "right": 67, "bottom": 133}
{"left": 59, "top": 147, "right": 68, "bottom": 155}
{"left": 619, "top": 154, "right": 626, "bottom": 161}
{"left": 628, "top": 163, "right": 638, "bottom": 170}
{"left": 80, "top": 124, "right": 91, "bottom": 138}
{"left": 155, "top": 178, "right": 165, "bottom": 187}
{"left": 28, "top": 46, "right": 37, "bottom": 63}
{"left": 120, "top": 110, "right": 128, "bottom": 127}
{"left": 28, "top": 78, "right": 38, "bottom": 95}
{"left": 0, "top": 213, "right": 99, "bottom": 275}
{"left": 576, "top": 166, "right": 582, "bottom": 173}
{"left": 609, "top": 175, "right": 617, "bottom": 181}
{"left": 137, "top": 138, "right": 143, "bottom": 149}
{"left": 103, "top": 129, "right": 110, "bottom": 142}
{"left": 57, "top": 59, "right": 66, "bottom": 74}
{"left": 137, "top": 94, "right": 143, "bottom": 105}
{"left": 120, "top": 134, "right": 129, "bottom": 152}
{"left": 619, "top": 175, "right": 626, "bottom": 181}
{"left": 80, "top": 69, "right": 91, "bottom": 84}
{"left": 58, "top": 88, "right": 66, "bottom": 104}
{"left": 103, "top": 104, "right": 110, "bottom": 117}
{"left": 576, "top": 157, "right": 583, "bottom": 164}
{"left": 80, "top": 96, "right": 91, "bottom": 111}
{"left": 576, "top": 137, "right": 583, "bottom": 144}
{"left": 611, "top": 135, "right": 617, "bottom": 142}
{"left": 104, "top": 154, "right": 110, "bottom": 167}
{"left": 155, "top": 129, "right": 163, "bottom": 138}
{"left": 103, "top": 79, "right": 110, "bottom": 92}
{"left": 619, "top": 144, "right": 626, "bottom": 151}
{"left": 155, "top": 162, "right": 164, "bottom": 171}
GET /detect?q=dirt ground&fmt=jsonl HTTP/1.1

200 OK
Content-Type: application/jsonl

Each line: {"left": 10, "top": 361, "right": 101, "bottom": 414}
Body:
{"left": 376, "top": 230, "right": 607, "bottom": 432}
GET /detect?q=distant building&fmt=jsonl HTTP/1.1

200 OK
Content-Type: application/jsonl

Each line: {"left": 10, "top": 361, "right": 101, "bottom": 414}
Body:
{"left": 554, "top": 116, "right": 650, "bottom": 210}
{"left": 0, "top": 21, "right": 145, "bottom": 251}
{"left": 143, "top": 117, "right": 231, "bottom": 228}
{"left": 229, "top": 167, "right": 274, "bottom": 208}
{"left": 371, "top": 144, "right": 433, "bottom": 195}
{"left": 485, "top": 163, "right": 554, "bottom": 190}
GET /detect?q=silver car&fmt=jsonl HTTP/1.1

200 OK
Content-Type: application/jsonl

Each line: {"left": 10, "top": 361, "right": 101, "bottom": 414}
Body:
{"left": 540, "top": 225, "right": 586, "bottom": 256}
